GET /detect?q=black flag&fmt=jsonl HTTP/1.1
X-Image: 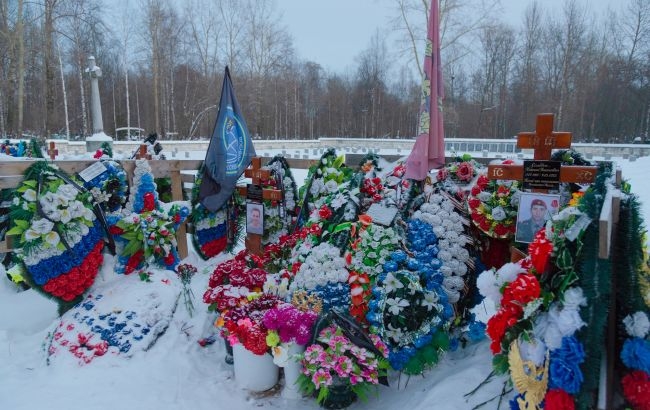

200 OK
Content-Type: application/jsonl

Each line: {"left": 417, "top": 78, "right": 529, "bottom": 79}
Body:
{"left": 199, "top": 67, "right": 255, "bottom": 212}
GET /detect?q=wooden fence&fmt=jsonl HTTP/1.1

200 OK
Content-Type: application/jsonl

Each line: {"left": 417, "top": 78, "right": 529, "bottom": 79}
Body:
{"left": 0, "top": 157, "right": 316, "bottom": 258}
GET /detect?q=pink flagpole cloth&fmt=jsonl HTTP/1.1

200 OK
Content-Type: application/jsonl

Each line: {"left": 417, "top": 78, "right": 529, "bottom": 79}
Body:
{"left": 405, "top": 0, "right": 446, "bottom": 180}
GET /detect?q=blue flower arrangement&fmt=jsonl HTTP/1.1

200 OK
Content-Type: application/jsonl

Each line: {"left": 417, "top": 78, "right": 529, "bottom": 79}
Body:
{"left": 366, "top": 219, "right": 454, "bottom": 374}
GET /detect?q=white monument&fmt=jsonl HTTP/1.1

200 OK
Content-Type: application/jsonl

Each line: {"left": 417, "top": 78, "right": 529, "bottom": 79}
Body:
{"left": 85, "top": 55, "right": 112, "bottom": 153}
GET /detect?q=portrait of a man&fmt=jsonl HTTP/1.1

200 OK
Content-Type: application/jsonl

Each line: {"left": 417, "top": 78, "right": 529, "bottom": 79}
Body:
{"left": 246, "top": 202, "right": 264, "bottom": 235}
{"left": 515, "top": 193, "right": 560, "bottom": 243}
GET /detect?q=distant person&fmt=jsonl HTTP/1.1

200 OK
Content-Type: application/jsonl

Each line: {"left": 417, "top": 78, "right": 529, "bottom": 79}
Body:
{"left": 516, "top": 198, "right": 548, "bottom": 243}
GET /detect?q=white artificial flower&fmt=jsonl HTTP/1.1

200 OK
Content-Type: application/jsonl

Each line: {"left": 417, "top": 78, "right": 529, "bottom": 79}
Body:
{"left": 31, "top": 218, "right": 54, "bottom": 234}
{"left": 491, "top": 206, "right": 506, "bottom": 221}
{"left": 44, "top": 231, "right": 60, "bottom": 246}
{"left": 477, "top": 268, "right": 501, "bottom": 305}
{"left": 518, "top": 339, "right": 547, "bottom": 367}
{"left": 383, "top": 272, "right": 404, "bottom": 293}
{"left": 59, "top": 208, "right": 72, "bottom": 223}
{"left": 330, "top": 193, "right": 347, "bottom": 209}
{"left": 57, "top": 184, "right": 78, "bottom": 201}
{"left": 22, "top": 189, "right": 37, "bottom": 202}
{"left": 421, "top": 292, "right": 439, "bottom": 311}
{"left": 13, "top": 196, "right": 19, "bottom": 206}
{"left": 623, "top": 312, "right": 650, "bottom": 338}
{"left": 271, "top": 345, "right": 290, "bottom": 366}
{"left": 477, "top": 192, "right": 492, "bottom": 202}
{"left": 385, "top": 323, "right": 403, "bottom": 343}
{"left": 562, "top": 287, "right": 587, "bottom": 310}
{"left": 325, "top": 179, "right": 339, "bottom": 193}
{"left": 23, "top": 229, "right": 40, "bottom": 242}
{"left": 386, "top": 297, "right": 409, "bottom": 315}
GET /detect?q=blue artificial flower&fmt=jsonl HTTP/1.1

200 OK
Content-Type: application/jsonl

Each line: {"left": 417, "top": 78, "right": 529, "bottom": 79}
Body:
{"left": 406, "top": 258, "right": 421, "bottom": 271}
{"left": 555, "top": 336, "right": 586, "bottom": 364}
{"left": 449, "top": 337, "right": 459, "bottom": 351}
{"left": 414, "top": 334, "right": 433, "bottom": 348}
{"left": 467, "top": 321, "right": 487, "bottom": 342}
{"left": 429, "top": 258, "right": 443, "bottom": 270}
{"left": 549, "top": 337, "right": 585, "bottom": 394}
{"left": 391, "top": 250, "right": 407, "bottom": 263}
{"left": 383, "top": 260, "right": 398, "bottom": 272}
{"left": 621, "top": 337, "right": 650, "bottom": 374}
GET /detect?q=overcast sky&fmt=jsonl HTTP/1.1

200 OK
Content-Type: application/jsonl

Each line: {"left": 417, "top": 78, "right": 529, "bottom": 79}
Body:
{"left": 278, "top": 0, "right": 618, "bottom": 74}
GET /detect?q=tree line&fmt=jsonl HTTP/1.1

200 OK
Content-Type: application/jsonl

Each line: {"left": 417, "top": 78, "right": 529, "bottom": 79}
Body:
{"left": 0, "top": 0, "right": 648, "bottom": 143}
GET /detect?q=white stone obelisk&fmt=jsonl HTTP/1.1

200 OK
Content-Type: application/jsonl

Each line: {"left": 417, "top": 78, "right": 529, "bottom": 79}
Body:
{"left": 85, "top": 55, "right": 112, "bottom": 153}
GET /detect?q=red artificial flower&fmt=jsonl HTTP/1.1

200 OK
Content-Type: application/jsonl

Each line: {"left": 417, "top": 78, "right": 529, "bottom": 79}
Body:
{"left": 109, "top": 225, "right": 124, "bottom": 235}
{"left": 496, "top": 185, "right": 510, "bottom": 197}
{"left": 318, "top": 205, "right": 333, "bottom": 220}
{"left": 487, "top": 311, "right": 509, "bottom": 354}
{"left": 544, "top": 389, "right": 575, "bottom": 410}
{"left": 502, "top": 273, "right": 541, "bottom": 307}
{"left": 456, "top": 162, "right": 474, "bottom": 181}
{"left": 437, "top": 168, "right": 449, "bottom": 181}
{"left": 479, "top": 218, "right": 491, "bottom": 232}
{"left": 468, "top": 198, "right": 481, "bottom": 209}
{"left": 471, "top": 185, "right": 481, "bottom": 196}
{"left": 528, "top": 229, "right": 553, "bottom": 274}
{"left": 476, "top": 174, "right": 490, "bottom": 190}
{"left": 143, "top": 192, "right": 155, "bottom": 211}
{"left": 622, "top": 371, "right": 650, "bottom": 410}
{"left": 494, "top": 224, "right": 509, "bottom": 237}
{"left": 93, "top": 149, "right": 103, "bottom": 159}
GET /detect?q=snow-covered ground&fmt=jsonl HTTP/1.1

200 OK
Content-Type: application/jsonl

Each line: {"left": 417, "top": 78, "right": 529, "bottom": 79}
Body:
{"left": 0, "top": 152, "right": 648, "bottom": 410}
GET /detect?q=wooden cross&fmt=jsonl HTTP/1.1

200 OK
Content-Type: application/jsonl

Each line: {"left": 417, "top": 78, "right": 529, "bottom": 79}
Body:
{"left": 135, "top": 144, "right": 152, "bottom": 160}
{"left": 236, "top": 157, "right": 283, "bottom": 255}
{"left": 487, "top": 113, "right": 597, "bottom": 190}
{"left": 48, "top": 141, "right": 58, "bottom": 160}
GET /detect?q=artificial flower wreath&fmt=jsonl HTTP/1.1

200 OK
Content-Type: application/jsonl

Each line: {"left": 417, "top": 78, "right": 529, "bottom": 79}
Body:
{"left": 190, "top": 165, "right": 243, "bottom": 260}
{"left": 260, "top": 156, "right": 298, "bottom": 245}
{"left": 8, "top": 162, "right": 104, "bottom": 306}
{"left": 467, "top": 165, "right": 521, "bottom": 238}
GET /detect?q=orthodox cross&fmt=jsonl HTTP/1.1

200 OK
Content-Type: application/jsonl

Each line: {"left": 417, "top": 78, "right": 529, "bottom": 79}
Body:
{"left": 47, "top": 141, "right": 58, "bottom": 160}
{"left": 237, "top": 157, "right": 283, "bottom": 255}
{"left": 487, "top": 113, "right": 597, "bottom": 192}
{"left": 134, "top": 144, "right": 152, "bottom": 160}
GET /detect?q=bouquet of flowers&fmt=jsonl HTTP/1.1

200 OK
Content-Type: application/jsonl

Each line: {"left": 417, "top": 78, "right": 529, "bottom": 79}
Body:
{"left": 289, "top": 242, "right": 351, "bottom": 312}
{"left": 298, "top": 323, "right": 389, "bottom": 405}
{"left": 434, "top": 154, "right": 483, "bottom": 199}
{"left": 263, "top": 303, "right": 318, "bottom": 364}
{"left": 176, "top": 263, "right": 197, "bottom": 317}
{"left": 203, "top": 250, "right": 267, "bottom": 312}
{"left": 467, "top": 168, "right": 521, "bottom": 238}
{"left": 220, "top": 294, "right": 282, "bottom": 355}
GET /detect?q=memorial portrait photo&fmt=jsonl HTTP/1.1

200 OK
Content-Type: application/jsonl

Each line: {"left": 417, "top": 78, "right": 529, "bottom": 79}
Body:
{"left": 515, "top": 192, "right": 560, "bottom": 243}
{"left": 246, "top": 202, "right": 264, "bottom": 235}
